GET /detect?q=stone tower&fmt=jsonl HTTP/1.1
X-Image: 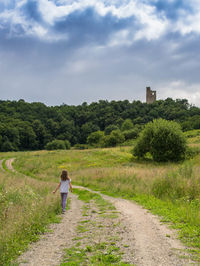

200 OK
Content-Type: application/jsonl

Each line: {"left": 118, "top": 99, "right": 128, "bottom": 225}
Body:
{"left": 146, "top": 87, "right": 156, "bottom": 104}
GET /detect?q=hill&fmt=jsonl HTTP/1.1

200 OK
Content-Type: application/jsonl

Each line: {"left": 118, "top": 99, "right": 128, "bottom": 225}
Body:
{"left": 0, "top": 98, "right": 200, "bottom": 151}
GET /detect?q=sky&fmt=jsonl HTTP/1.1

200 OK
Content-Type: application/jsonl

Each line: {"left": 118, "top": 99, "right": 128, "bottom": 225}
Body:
{"left": 0, "top": 0, "right": 200, "bottom": 107}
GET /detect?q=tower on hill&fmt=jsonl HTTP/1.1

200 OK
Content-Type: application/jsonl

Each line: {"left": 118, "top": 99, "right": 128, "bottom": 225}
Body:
{"left": 146, "top": 87, "right": 156, "bottom": 104}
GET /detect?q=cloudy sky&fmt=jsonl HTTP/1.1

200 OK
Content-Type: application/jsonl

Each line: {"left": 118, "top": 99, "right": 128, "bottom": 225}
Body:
{"left": 0, "top": 0, "right": 200, "bottom": 106}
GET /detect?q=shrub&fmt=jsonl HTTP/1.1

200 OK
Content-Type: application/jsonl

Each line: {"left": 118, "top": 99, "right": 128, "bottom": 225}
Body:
{"left": 104, "top": 125, "right": 119, "bottom": 135}
{"left": 87, "top": 131, "right": 104, "bottom": 146}
{"left": 64, "top": 140, "right": 71, "bottom": 150}
{"left": 123, "top": 129, "right": 139, "bottom": 140}
{"left": 45, "top": 139, "right": 70, "bottom": 150}
{"left": 133, "top": 119, "right": 187, "bottom": 162}
{"left": 121, "top": 119, "right": 133, "bottom": 131}
{"left": 73, "top": 144, "right": 89, "bottom": 150}
{"left": 102, "top": 130, "right": 125, "bottom": 147}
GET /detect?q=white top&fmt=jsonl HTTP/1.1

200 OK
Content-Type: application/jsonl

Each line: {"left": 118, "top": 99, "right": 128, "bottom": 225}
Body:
{"left": 60, "top": 179, "right": 71, "bottom": 193}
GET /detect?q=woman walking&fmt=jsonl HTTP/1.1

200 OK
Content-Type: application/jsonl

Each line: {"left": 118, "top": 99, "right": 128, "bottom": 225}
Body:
{"left": 53, "top": 170, "right": 73, "bottom": 214}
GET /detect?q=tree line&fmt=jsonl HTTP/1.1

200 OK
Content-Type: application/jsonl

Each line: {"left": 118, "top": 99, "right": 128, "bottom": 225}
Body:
{"left": 0, "top": 98, "right": 200, "bottom": 151}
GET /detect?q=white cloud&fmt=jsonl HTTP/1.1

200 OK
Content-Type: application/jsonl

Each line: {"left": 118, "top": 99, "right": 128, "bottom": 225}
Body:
{"left": 0, "top": 0, "right": 200, "bottom": 43}
{"left": 0, "top": 0, "right": 169, "bottom": 41}
{"left": 160, "top": 81, "right": 200, "bottom": 107}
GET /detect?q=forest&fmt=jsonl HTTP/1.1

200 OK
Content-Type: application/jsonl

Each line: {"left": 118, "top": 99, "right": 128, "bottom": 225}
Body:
{"left": 0, "top": 98, "right": 200, "bottom": 151}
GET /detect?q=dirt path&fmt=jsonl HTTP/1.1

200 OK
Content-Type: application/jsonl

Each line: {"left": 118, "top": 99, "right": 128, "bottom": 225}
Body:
{"left": 6, "top": 159, "right": 195, "bottom": 265}
{"left": 73, "top": 186, "right": 193, "bottom": 266}
{"left": 105, "top": 196, "right": 190, "bottom": 266}
{"left": 5, "top": 158, "right": 15, "bottom": 171}
{"left": 18, "top": 193, "right": 83, "bottom": 266}
{"left": 0, "top": 159, "right": 5, "bottom": 171}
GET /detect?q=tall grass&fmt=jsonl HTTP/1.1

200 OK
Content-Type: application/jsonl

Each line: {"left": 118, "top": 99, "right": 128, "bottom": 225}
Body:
{"left": 0, "top": 170, "right": 61, "bottom": 265}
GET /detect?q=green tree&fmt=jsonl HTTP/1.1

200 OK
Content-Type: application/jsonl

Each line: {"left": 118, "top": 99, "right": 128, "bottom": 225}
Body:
{"left": 123, "top": 129, "right": 139, "bottom": 140}
{"left": 45, "top": 139, "right": 67, "bottom": 150}
{"left": 64, "top": 140, "right": 71, "bottom": 150}
{"left": 103, "top": 129, "right": 125, "bottom": 147}
{"left": 133, "top": 119, "right": 186, "bottom": 162}
{"left": 32, "top": 120, "right": 47, "bottom": 149}
{"left": 121, "top": 119, "right": 133, "bottom": 131}
{"left": 87, "top": 131, "right": 104, "bottom": 146}
{"left": 104, "top": 125, "right": 119, "bottom": 135}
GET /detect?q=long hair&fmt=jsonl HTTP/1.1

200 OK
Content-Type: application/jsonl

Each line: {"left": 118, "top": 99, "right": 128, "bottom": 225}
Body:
{"left": 61, "top": 170, "right": 69, "bottom": 181}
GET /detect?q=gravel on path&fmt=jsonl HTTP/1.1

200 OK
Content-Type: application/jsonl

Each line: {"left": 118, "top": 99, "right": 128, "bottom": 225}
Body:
{"left": 17, "top": 193, "right": 83, "bottom": 266}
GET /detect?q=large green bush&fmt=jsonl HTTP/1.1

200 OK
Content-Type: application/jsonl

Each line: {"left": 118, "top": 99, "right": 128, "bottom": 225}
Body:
{"left": 103, "top": 129, "right": 125, "bottom": 147}
{"left": 87, "top": 131, "right": 104, "bottom": 146}
{"left": 121, "top": 119, "right": 133, "bottom": 131}
{"left": 133, "top": 119, "right": 187, "bottom": 162}
{"left": 45, "top": 139, "right": 70, "bottom": 150}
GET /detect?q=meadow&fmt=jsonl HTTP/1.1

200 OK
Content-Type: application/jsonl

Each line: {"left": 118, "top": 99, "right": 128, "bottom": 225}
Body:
{"left": 0, "top": 130, "right": 200, "bottom": 264}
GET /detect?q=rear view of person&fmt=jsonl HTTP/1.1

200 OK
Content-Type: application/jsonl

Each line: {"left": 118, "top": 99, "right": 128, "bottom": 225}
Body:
{"left": 53, "top": 170, "right": 73, "bottom": 214}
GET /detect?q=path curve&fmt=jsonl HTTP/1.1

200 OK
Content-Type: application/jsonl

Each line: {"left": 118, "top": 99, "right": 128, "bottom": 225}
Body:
{"left": 5, "top": 158, "right": 15, "bottom": 171}
{"left": 6, "top": 158, "right": 194, "bottom": 265}
{"left": 0, "top": 159, "right": 5, "bottom": 171}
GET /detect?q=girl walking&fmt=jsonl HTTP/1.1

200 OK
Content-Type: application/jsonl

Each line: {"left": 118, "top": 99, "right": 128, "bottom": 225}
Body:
{"left": 53, "top": 170, "right": 73, "bottom": 214}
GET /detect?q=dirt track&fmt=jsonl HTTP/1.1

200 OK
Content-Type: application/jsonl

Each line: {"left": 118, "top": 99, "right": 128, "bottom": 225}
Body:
{"left": 4, "top": 158, "right": 195, "bottom": 265}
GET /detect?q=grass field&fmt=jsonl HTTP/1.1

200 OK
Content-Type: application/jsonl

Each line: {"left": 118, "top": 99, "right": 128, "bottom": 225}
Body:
{"left": 1, "top": 130, "right": 200, "bottom": 264}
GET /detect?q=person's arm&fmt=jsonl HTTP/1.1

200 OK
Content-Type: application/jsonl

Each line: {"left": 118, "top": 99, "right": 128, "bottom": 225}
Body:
{"left": 69, "top": 180, "right": 73, "bottom": 192}
{"left": 53, "top": 182, "right": 61, "bottom": 194}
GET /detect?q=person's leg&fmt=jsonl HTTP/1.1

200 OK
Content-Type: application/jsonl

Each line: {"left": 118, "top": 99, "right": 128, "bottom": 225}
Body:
{"left": 62, "top": 193, "right": 68, "bottom": 213}
{"left": 60, "top": 193, "right": 64, "bottom": 211}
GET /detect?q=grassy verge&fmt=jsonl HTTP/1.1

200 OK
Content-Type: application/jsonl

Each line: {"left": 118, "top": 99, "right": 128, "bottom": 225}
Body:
{"left": 0, "top": 170, "right": 64, "bottom": 266}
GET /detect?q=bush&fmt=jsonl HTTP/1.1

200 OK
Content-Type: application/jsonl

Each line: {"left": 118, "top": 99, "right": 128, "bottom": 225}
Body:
{"left": 64, "top": 140, "right": 71, "bottom": 150}
{"left": 133, "top": 119, "right": 187, "bottom": 162}
{"left": 121, "top": 119, "right": 133, "bottom": 131}
{"left": 123, "top": 129, "right": 139, "bottom": 140}
{"left": 87, "top": 131, "right": 104, "bottom": 146}
{"left": 73, "top": 144, "right": 89, "bottom": 150}
{"left": 102, "top": 130, "right": 125, "bottom": 147}
{"left": 104, "top": 125, "right": 119, "bottom": 135}
{"left": 45, "top": 139, "right": 70, "bottom": 150}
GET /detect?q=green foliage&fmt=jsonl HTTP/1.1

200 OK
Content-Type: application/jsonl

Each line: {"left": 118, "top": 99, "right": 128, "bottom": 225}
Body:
{"left": 64, "top": 140, "right": 71, "bottom": 150}
{"left": 1, "top": 139, "right": 14, "bottom": 152}
{"left": 45, "top": 139, "right": 70, "bottom": 150}
{"left": 104, "top": 125, "right": 119, "bottom": 135}
{"left": 133, "top": 119, "right": 187, "bottom": 162}
{"left": 103, "top": 130, "right": 125, "bottom": 147}
{"left": 121, "top": 119, "right": 133, "bottom": 131}
{"left": 0, "top": 98, "right": 200, "bottom": 151}
{"left": 73, "top": 144, "right": 89, "bottom": 150}
{"left": 123, "top": 128, "right": 139, "bottom": 140}
{"left": 87, "top": 131, "right": 104, "bottom": 146}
